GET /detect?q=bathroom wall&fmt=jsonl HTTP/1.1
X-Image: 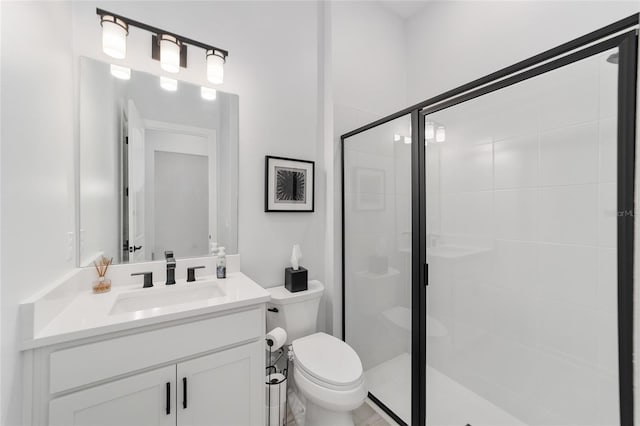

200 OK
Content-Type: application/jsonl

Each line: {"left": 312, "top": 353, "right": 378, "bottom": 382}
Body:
{"left": 329, "top": 0, "right": 408, "bottom": 336}
{"left": 405, "top": 1, "right": 640, "bottom": 103}
{"left": 71, "top": 1, "right": 323, "bottom": 291}
{"left": 1, "top": 2, "right": 323, "bottom": 425}
{"left": 0, "top": 2, "right": 76, "bottom": 425}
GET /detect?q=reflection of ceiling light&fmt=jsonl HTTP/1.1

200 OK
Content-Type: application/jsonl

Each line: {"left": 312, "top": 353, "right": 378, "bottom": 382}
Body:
{"left": 160, "top": 76, "right": 177, "bottom": 91}
{"left": 101, "top": 15, "right": 128, "bottom": 59}
{"left": 201, "top": 86, "right": 217, "bottom": 101}
{"left": 436, "top": 126, "right": 446, "bottom": 143}
{"left": 159, "top": 34, "right": 181, "bottom": 73}
{"left": 426, "top": 121, "right": 435, "bottom": 139}
{"left": 394, "top": 134, "right": 401, "bottom": 142}
{"left": 404, "top": 136, "right": 411, "bottom": 144}
{"left": 110, "top": 64, "right": 131, "bottom": 80}
{"left": 206, "top": 49, "right": 225, "bottom": 84}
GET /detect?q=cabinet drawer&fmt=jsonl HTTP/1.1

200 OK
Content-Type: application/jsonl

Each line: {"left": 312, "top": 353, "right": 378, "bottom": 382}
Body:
{"left": 50, "top": 308, "right": 263, "bottom": 394}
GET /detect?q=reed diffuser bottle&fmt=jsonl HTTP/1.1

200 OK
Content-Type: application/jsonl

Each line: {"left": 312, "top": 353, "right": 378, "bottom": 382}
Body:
{"left": 92, "top": 256, "right": 113, "bottom": 294}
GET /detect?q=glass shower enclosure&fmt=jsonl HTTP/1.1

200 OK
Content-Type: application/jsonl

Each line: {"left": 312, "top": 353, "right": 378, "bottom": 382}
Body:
{"left": 342, "top": 15, "right": 637, "bottom": 426}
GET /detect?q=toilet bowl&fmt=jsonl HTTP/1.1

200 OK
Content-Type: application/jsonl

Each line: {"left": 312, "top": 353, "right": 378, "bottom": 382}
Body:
{"left": 266, "top": 281, "right": 367, "bottom": 426}
{"left": 292, "top": 332, "right": 367, "bottom": 426}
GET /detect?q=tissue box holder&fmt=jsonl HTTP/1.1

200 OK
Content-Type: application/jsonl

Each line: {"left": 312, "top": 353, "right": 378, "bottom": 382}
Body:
{"left": 285, "top": 267, "right": 308, "bottom": 292}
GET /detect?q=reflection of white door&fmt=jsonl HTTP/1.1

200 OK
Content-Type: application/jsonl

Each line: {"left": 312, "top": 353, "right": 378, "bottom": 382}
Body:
{"left": 127, "top": 100, "right": 147, "bottom": 262}
{"left": 142, "top": 121, "right": 216, "bottom": 261}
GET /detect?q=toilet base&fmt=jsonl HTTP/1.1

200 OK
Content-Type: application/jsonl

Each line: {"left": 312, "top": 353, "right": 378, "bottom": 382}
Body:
{"left": 305, "top": 400, "right": 355, "bottom": 426}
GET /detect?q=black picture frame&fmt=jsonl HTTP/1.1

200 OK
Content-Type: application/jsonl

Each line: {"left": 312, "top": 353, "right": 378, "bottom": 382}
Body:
{"left": 265, "top": 155, "right": 315, "bottom": 212}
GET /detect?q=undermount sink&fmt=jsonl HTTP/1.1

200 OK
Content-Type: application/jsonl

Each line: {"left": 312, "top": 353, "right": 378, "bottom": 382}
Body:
{"left": 109, "top": 280, "right": 226, "bottom": 315}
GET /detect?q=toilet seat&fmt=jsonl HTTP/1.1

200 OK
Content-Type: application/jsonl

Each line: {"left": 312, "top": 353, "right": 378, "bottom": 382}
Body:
{"left": 292, "top": 332, "right": 364, "bottom": 389}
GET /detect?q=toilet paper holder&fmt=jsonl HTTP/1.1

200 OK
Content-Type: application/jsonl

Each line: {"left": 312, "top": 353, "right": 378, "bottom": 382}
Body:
{"left": 266, "top": 338, "right": 289, "bottom": 426}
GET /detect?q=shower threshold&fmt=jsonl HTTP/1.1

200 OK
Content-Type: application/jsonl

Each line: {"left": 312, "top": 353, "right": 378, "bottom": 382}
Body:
{"left": 365, "top": 353, "right": 526, "bottom": 426}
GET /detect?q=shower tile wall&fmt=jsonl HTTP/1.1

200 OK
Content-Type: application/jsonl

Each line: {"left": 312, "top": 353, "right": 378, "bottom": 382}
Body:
{"left": 426, "top": 49, "right": 619, "bottom": 425}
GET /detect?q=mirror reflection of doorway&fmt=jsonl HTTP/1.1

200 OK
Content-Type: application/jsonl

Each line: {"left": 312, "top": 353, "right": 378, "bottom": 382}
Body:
{"left": 153, "top": 150, "right": 208, "bottom": 259}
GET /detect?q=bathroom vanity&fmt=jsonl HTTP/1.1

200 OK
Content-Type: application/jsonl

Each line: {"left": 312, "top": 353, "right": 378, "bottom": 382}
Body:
{"left": 20, "top": 256, "right": 269, "bottom": 426}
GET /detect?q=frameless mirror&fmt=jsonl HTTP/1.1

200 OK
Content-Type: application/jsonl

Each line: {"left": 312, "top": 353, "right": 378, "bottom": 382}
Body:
{"left": 78, "top": 56, "right": 238, "bottom": 266}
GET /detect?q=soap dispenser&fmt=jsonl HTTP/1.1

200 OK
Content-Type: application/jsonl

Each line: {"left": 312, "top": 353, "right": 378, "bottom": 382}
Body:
{"left": 216, "top": 246, "right": 226, "bottom": 279}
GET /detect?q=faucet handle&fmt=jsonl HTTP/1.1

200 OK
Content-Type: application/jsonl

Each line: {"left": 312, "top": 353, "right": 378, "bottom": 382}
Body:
{"left": 132, "top": 271, "right": 153, "bottom": 288}
{"left": 186, "top": 266, "right": 206, "bottom": 283}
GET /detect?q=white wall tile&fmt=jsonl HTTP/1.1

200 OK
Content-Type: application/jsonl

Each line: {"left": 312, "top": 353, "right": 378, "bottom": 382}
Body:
{"left": 442, "top": 191, "right": 493, "bottom": 237}
{"left": 540, "top": 122, "right": 599, "bottom": 186}
{"left": 494, "top": 134, "right": 539, "bottom": 189}
{"left": 441, "top": 142, "right": 493, "bottom": 193}
{"left": 494, "top": 189, "right": 539, "bottom": 241}
{"left": 538, "top": 57, "right": 599, "bottom": 131}
{"left": 598, "top": 117, "right": 617, "bottom": 184}
{"left": 536, "top": 243, "right": 598, "bottom": 309}
{"left": 539, "top": 185, "right": 598, "bottom": 245}
{"left": 597, "top": 248, "right": 617, "bottom": 314}
{"left": 598, "top": 183, "right": 617, "bottom": 248}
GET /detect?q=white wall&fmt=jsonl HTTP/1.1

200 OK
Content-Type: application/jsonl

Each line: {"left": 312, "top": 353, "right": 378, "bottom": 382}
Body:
{"left": 406, "top": 1, "right": 640, "bottom": 103}
{"left": 71, "top": 1, "right": 323, "bottom": 290}
{"left": 0, "top": 2, "right": 76, "bottom": 425}
{"left": 78, "top": 58, "right": 120, "bottom": 265}
{"left": 330, "top": 0, "right": 408, "bottom": 336}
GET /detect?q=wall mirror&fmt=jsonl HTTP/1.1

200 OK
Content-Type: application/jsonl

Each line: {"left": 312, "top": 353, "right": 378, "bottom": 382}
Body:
{"left": 78, "top": 56, "right": 238, "bottom": 266}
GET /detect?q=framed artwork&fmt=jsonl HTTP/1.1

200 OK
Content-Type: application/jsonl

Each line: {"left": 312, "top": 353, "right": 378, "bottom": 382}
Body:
{"left": 354, "top": 167, "right": 385, "bottom": 211}
{"left": 265, "top": 156, "right": 315, "bottom": 212}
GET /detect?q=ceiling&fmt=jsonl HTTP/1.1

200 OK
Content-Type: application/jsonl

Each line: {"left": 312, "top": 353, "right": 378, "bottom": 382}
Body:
{"left": 377, "top": 0, "right": 430, "bottom": 19}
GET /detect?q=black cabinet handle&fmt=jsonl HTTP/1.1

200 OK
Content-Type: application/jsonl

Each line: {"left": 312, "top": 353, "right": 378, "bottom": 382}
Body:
{"left": 166, "top": 382, "right": 170, "bottom": 415}
{"left": 267, "top": 307, "right": 279, "bottom": 313}
{"left": 183, "top": 377, "right": 187, "bottom": 409}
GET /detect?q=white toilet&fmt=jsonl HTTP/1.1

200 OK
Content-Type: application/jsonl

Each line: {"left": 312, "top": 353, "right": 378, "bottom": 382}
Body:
{"left": 266, "top": 281, "right": 367, "bottom": 426}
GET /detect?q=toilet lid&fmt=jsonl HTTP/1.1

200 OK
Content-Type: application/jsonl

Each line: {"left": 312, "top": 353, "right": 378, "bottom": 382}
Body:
{"left": 292, "top": 332, "right": 363, "bottom": 387}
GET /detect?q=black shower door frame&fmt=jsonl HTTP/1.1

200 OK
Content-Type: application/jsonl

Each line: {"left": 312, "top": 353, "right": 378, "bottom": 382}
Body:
{"left": 341, "top": 15, "right": 638, "bottom": 426}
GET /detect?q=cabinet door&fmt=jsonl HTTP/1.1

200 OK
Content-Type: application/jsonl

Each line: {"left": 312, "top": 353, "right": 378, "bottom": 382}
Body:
{"left": 49, "top": 365, "right": 176, "bottom": 426}
{"left": 177, "top": 341, "right": 264, "bottom": 426}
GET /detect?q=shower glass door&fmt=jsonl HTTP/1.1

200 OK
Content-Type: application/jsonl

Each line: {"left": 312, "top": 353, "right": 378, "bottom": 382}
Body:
{"left": 424, "top": 46, "right": 623, "bottom": 425}
{"left": 343, "top": 114, "right": 413, "bottom": 424}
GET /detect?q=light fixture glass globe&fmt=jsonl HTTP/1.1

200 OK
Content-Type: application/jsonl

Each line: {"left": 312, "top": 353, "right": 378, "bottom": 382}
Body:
{"left": 435, "top": 126, "right": 446, "bottom": 143}
{"left": 110, "top": 64, "right": 131, "bottom": 80}
{"left": 425, "top": 121, "right": 435, "bottom": 140}
{"left": 201, "top": 86, "right": 217, "bottom": 101}
{"left": 160, "top": 76, "right": 178, "bottom": 91}
{"left": 160, "top": 35, "right": 181, "bottom": 73}
{"left": 206, "top": 50, "right": 225, "bottom": 84}
{"left": 101, "top": 17, "right": 128, "bottom": 59}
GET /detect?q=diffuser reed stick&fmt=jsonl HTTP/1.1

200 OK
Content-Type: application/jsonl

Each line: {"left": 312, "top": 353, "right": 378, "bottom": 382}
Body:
{"left": 92, "top": 256, "right": 113, "bottom": 294}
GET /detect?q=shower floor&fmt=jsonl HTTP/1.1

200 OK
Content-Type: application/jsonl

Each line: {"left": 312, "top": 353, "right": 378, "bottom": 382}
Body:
{"left": 365, "top": 353, "right": 526, "bottom": 426}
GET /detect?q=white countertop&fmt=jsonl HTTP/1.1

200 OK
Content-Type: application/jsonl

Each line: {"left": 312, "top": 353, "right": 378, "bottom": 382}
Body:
{"left": 22, "top": 272, "right": 270, "bottom": 349}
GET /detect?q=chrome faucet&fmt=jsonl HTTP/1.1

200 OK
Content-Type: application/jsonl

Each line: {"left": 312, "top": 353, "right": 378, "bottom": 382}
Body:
{"left": 165, "top": 250, "right": 176, "bottom": 285}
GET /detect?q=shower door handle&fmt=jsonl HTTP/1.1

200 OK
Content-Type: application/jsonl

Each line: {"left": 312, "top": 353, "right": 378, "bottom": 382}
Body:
{"left": 424, "top": 263, "right": 429, "bottom": 286}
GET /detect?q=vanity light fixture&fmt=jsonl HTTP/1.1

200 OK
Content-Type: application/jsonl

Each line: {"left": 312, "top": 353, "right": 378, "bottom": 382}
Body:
{"left": 159, "top": 34, "right": 182, "bottom": 73}
{"left": 206, "top": 50, "right": 225, "bottom": 84}
{"left": 110, "top": 64, "right": 131, "bottom": 80}
{"left": 201, "top": 86, "right": 217, "bottom": 101}
{"left": 404, "top": 136, "right": 411, "bottom": 144}
{"left": 160, "top": 76, "right": 178, "bottom": 91}
{"left": 393, "top": 134, "right": 401, "bottom": 142}
{"left": 435, "top": 126, "right": 446, "bottom": 143}
{"left": 101, "top": 14, "right": 128, "bottom": 59}
{"left": 96, "top": 8, "right": 229, "bottom": 81}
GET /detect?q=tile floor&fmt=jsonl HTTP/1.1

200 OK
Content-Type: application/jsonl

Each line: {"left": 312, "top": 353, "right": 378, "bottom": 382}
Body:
{"left": 284, "top": 399, "right": 393, "bottom": 426}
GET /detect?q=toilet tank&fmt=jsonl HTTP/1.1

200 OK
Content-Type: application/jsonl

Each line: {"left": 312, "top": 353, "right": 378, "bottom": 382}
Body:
{"left": 266, "top": 281, "right": 324, "bottom": 344}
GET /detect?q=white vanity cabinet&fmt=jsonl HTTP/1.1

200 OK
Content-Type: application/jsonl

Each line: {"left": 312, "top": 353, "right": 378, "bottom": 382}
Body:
{"left": 49, "top": 341, "right": 263, "bottom": 426}
{"left": 49, "top": 365, "right": 177, "bottom": 426}
{"left": 23, "top": 305, "right": 266, "bottom": 426}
